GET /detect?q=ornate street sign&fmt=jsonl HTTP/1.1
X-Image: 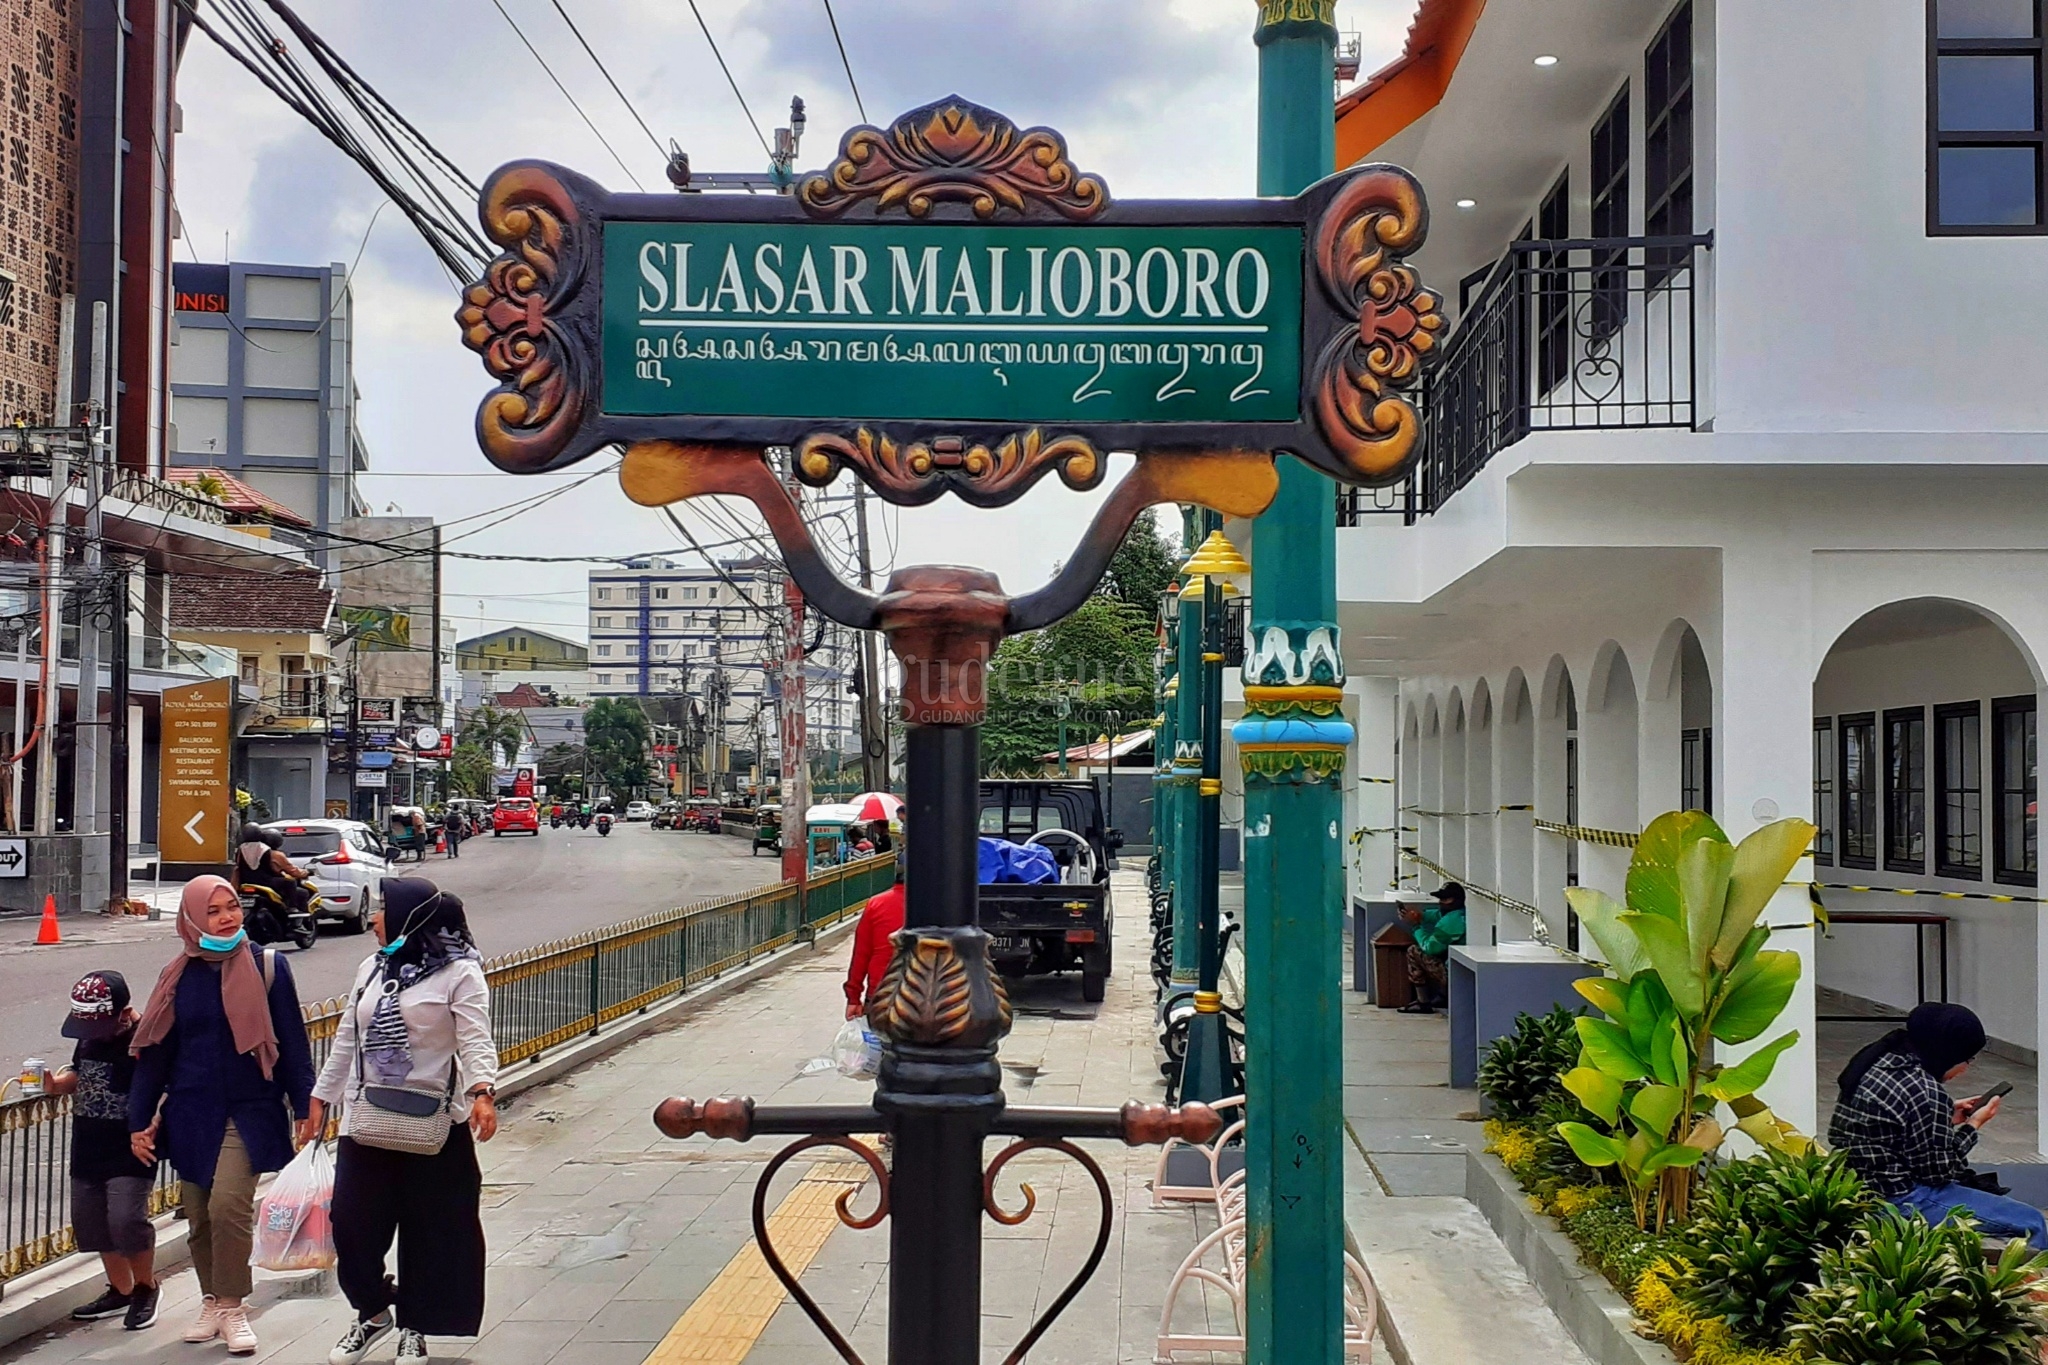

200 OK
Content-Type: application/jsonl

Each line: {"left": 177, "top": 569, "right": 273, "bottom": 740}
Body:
{"left": 458, "top": 96, "right": 1443, "bottom": 505}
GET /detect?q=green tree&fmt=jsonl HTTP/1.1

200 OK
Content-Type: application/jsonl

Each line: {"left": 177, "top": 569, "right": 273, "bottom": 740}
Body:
{"left": 584, "top": 697, "right": 652, "bottom": 797}
{"left": 1099, "top": 508, "right": 1180, "bottom": 619}
{"left": 449, "top": 742, "right": 494, "bottom": 798}
{"left": 461, "top": 706, "right": 526, "bottom": 767}
{"left": 538, "top": 742, "right": 586, "bottom": 800}
{"left": 982, "top": 593, "right": 1156, "bottom": 774}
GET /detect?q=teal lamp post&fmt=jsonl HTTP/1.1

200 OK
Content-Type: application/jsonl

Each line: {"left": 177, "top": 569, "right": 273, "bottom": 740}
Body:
{"left": 1242, "top": 4, "right": 1350, "bottom": 1362}
{"left": 1178, "top": 529, "right": 1250, "bottom": 1105}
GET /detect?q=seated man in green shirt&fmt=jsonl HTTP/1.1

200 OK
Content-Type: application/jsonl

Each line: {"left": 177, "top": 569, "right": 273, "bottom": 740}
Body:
{"left": 1399, "top": 882, "right": 1468, "bottom": 1015}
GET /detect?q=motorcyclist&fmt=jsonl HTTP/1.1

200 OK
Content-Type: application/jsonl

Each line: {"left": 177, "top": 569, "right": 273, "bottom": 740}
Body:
{"left": 232, "top": 823, "right": 313, "bottom": 938}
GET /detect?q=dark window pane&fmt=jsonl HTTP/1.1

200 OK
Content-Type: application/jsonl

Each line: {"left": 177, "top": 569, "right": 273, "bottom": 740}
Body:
{"left": 1939, "top": 55, "right": 2040, "bottom": 131}
{"left": 1939, "top": 145, "right": 2041, "bottom": 225}
{"left": 1939, "top": 0, "right": 2036, "bottom": 38}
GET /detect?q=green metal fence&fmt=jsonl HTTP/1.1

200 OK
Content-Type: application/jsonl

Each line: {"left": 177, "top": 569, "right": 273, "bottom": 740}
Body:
{"left": 0, "top": 853, "right": 896, "bottom": 1284}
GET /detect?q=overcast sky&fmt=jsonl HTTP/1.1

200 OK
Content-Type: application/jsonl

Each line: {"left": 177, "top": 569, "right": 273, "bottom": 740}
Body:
{"left": 172, "top": 0, "right": 1413, "bottom": 645}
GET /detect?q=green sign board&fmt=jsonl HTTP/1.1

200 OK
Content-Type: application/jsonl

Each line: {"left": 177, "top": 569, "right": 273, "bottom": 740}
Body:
{"left": 457, "top": 97, "right": 1442, "bottom": 496}
{"left": 602, "top": 223, "right": 1302, "bottom": 425}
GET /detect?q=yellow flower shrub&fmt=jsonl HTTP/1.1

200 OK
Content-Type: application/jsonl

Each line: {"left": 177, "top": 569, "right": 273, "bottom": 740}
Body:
{"left": 1633, "top": 1259, "right": 1805, "bottom": 1365}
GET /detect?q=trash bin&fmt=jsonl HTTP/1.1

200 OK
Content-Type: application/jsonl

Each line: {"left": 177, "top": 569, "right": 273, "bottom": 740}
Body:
{"left": 1372, "top": 923, "right": 1416, "bottom": 1011}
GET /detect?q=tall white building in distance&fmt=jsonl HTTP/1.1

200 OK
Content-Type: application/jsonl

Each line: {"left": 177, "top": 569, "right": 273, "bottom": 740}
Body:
{"left": 586, "top": 557, "right": 859, "bottom": 763}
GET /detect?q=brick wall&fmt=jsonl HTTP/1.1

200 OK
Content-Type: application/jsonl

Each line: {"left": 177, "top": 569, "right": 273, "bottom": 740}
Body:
{"left": 0, "top": 0, "right": 79, "bottom": 423}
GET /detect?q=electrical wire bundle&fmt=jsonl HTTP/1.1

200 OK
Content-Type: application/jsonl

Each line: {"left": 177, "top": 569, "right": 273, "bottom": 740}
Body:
{"left": 175, "top": 0, "right": 492, "bottom": 281}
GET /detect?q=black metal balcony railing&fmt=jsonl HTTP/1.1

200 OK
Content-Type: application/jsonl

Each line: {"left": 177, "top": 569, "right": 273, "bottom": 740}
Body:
{"left": 1336, "top": 233, "right": 1712, "bottom": 525}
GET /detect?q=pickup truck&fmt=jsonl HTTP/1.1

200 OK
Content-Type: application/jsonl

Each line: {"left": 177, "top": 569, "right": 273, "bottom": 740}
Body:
{"left": 978, "top": 779, "right": 1123, "bottom": 1002}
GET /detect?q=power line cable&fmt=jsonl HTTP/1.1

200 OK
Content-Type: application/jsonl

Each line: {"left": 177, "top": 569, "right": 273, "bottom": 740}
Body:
{"left": 819, "top": 0, "right": 867, "bottom": 123}
{"left": 685, "top": 0, "right": 773, "bottom": 160}
{"left": 547, "top": 0, "right": 666, "bottom": 157}
{"left": 487, "top": 0, "right": 646, "bottom": 190}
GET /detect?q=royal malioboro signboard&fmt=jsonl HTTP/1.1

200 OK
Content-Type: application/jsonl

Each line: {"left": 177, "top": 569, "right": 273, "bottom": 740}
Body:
{"left": 457, "top": 96, "right": 1442, "bottom": 513}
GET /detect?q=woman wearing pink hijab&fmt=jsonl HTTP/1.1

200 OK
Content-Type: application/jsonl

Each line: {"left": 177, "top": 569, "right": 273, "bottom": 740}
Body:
{"left": 128, "top": 876, "right": 313, "bottom": 1355}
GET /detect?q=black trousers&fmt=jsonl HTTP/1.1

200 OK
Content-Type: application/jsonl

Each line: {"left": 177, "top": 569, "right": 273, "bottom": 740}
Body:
{"left": 332, "top": 1126, "right": 486, "bottom": 1336}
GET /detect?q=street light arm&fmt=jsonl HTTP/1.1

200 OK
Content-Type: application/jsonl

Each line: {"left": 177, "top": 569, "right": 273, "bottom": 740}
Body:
{"left": 619, "top": 441, "right": 882, "bottom": 629}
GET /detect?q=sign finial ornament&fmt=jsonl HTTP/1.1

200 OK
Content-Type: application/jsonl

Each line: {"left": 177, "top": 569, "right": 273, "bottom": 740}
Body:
{"left": 799, "top": 95, "right": 1109, "bottom": 222}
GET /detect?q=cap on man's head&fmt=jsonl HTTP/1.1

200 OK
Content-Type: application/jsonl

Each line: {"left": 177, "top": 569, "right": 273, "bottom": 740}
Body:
{"left": 1431, "top": 882, "right": 1465, "bottom": 903}
{"left": 61, "top": 970, "right": 132, "bottom": 1040}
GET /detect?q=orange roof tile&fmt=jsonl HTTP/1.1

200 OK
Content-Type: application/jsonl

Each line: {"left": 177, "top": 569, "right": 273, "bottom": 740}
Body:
{"left": 1335, "top": 0, "right": 1488, "bottom": 166}
{"left": 164, "top": 466, "right": 314, "bottom": 528}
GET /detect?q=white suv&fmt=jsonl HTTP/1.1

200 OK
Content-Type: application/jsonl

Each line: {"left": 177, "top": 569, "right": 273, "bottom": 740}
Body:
{"left": 624, "top": 801, "right": 657, "bottom": 821}
{"left": 265, "top": 819, "right": 390, "bottom": 934}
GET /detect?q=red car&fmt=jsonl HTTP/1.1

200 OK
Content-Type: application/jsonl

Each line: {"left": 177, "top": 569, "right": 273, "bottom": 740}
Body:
{"left": 492, "top": 797, "right": 540, "bottom": 836}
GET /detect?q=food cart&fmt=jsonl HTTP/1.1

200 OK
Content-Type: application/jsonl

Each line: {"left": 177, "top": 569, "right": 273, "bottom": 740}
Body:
{"left": 386, "top": 806, "right": 430, "bottom": 862}
{"left": 804, "top": 802, "right": 863, "bottom": 873}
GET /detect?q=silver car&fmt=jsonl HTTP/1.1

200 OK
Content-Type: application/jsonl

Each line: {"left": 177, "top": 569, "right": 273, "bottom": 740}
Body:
{"left": 263, "top": 819, "right": 391, "bottom": 934}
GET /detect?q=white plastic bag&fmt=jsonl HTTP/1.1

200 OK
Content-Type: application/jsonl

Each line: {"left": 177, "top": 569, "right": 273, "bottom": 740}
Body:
{"left": 250, "top": 1142, "right": 335, "bottom": 1271}
{"left": 831, "top": 1018, "right": 882, "bottom": 1079}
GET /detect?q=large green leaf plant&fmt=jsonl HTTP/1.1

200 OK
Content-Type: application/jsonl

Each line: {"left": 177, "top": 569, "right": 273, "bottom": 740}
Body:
{"left": 1554, "top": 810, "right": 1816, "bottom": 1230}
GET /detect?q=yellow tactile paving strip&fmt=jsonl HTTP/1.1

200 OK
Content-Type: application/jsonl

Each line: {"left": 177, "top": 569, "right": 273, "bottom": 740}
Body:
{"left": 642, "top": 1158, "right": 877, "bottom": 1365}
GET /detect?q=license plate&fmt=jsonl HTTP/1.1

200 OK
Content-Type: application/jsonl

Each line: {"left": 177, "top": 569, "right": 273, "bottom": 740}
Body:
{"left": 990, "top": 936, "right": 1028, "bottom": 954}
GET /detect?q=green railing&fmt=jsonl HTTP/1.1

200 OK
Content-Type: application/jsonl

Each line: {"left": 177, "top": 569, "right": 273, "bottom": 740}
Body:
{"left": 0, "top": 853, "right": 896, "bottom": 1284}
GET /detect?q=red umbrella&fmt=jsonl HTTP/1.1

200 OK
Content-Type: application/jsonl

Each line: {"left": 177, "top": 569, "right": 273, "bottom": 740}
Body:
{"left": 854, "top": 792, "right": 904, "bottom": 823}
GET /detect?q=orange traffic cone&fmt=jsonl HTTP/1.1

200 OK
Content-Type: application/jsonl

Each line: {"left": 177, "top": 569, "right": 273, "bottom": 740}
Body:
{"left": 34, "top": 894, "right": 60, "bottom": 945}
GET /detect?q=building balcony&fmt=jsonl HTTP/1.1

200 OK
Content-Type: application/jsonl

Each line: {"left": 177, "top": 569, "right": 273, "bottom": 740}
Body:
{"left": 1338, "top": 233, "right": 1711, "bottom": 525}
{"left": 241, "top": 672, "right": 331, "bottom": 734}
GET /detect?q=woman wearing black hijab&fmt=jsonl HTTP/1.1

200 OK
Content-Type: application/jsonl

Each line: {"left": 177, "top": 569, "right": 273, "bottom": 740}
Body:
{"left": 303, "top": 879, "right": 497, "bottom": 1365}
{"left": 1827, "top": 1001, "right": 2046, "bottom": 1246}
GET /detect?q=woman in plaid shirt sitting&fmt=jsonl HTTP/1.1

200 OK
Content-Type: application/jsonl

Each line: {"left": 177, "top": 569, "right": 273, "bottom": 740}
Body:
{"left": 1827, "top": 1002, "right": 2046, "bottom": 1247}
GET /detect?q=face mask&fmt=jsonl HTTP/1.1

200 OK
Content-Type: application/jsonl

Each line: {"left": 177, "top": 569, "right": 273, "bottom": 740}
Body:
{"left": 379, "top": 935, "right": 408, "bottom": 956}
{"left": 198, "top": 929, "right": 247, "bottom": 953}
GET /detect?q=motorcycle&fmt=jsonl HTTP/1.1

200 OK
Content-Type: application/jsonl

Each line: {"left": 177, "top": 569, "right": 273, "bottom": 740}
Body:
{"left": 595, "top": 814, "right": 613, "bottom": 837}
{"left": 578, "top": 812, "right": 592, "bottom": 830}
{"left": 550, "top": 814, "right": 563, "bottom": 830}
{"left": 240, "top": 881, "right": 319, "bottom": 951}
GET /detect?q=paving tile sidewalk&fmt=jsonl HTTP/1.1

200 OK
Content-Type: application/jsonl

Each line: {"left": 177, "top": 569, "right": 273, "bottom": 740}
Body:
{"left": 1, "top": 869, "right": 1240, "bottom": 1365}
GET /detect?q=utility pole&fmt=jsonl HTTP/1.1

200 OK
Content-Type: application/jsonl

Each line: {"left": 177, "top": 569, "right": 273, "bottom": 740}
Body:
{"left": 109, "top": 562, "right": 130, "bottom": 906}
{"left": 778, "top": 452, "right": 809, "bottom": 884}
{"left": 1240, "top": 9, "right": 1350, "bottom": 1362}
{"left": 851, "top": 482, "right": 888, "bottom": 791}
{"left": 34, "top": 408, "right": 72, "bottom": 836}
{"left": 74, "top": 303, "right": 109, "bottom": 870}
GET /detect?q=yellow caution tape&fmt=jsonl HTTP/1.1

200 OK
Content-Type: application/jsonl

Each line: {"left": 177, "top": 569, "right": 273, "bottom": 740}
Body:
{"left": 1533, "top": 819, "right": 1642, "bottom": 849}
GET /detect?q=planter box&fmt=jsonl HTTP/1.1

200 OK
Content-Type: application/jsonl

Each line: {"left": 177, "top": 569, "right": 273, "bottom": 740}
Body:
{"left": 1466, "top": 1149, "right": 1680, "bottom": 1365}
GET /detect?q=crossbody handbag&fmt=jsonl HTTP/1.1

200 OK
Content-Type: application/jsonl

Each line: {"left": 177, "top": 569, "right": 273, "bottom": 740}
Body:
{"left": 340, "top": 970, "right": 457, "bottom": 1156}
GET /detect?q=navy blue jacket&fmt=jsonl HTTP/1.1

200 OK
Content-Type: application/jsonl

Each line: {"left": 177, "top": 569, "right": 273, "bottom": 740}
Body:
{"left": 128, "top": 944, "right": 315, "bottom": 1187}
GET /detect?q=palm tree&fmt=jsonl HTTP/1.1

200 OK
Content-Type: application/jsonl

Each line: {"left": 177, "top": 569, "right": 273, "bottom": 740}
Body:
{"left": 461, "top": 706, "right": 527, "bottom": 767}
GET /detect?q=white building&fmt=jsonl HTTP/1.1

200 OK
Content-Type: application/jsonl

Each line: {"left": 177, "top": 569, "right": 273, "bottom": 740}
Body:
{"left": 1302, "top": 0, "right": 2048, "bottom": 1150}
{"left": 585, "top": 557, "right": 860, "bottom": 762}
{"left": 167, "top": 261, "right": 371, "bottom": 574}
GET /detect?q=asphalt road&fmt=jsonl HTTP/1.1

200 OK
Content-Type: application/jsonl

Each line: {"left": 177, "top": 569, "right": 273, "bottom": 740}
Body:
{"left": 0, "top": 822, "right": 782, "bottom": 1069}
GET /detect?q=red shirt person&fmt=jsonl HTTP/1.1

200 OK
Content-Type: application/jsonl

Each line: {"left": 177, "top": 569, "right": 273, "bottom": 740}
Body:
{"left": 843, "top": 875, "right": 906, "bottom": 1019}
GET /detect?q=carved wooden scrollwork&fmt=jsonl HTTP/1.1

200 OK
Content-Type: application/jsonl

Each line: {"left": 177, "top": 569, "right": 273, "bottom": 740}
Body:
{"left": 795, "top": 426, "right": 1103, "bottom": 508}
{"left": 799, "top": 96, "right": 1110, "bottom": 221}
{"left": 455, "top": 165, "right": 590, "bottom": 473}
{"left": 1308, "top": 167, "right": 1445, "bottom": 483}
